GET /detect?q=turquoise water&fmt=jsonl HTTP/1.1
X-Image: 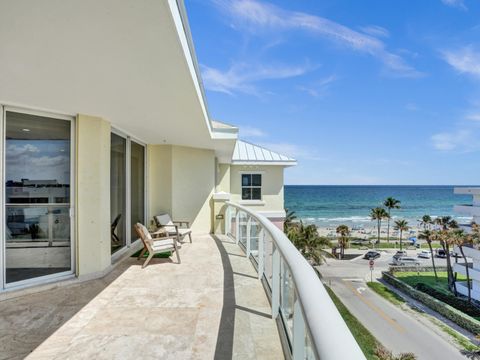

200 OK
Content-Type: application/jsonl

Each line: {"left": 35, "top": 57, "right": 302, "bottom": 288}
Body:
{"left": 284, "top": 185, "right": 476, "bottom": 228}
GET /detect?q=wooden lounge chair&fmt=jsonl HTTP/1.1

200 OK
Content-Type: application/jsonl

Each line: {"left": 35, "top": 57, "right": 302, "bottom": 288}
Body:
{"left": 134, "top": 223, "right": 180, "bottom": 267}
{"left": 111, "top": 214, "right": 122, "bottom": 243}
{"left": 153, "top": 214, "right": 192, "bottom": 243}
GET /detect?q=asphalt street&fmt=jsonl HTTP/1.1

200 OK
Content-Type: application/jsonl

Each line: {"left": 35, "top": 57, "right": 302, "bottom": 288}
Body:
{"left": 318, "top": 249, "right": 465, "bottom": 359}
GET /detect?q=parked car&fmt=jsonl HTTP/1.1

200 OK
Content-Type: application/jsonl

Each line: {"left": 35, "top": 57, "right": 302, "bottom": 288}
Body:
{"left": 435, "top": 249, "right": 447, "bottom": 258}
{"left": 393, "top": 250, "right": 407, "bottom": 260}
{"left": 393, "top": 256, "right": 421, "bottom": 266}
{"left": 418, "top": 250, "right": 431, "bottom": 259}
{"left": 363, "top": 251, "right": 381, "bottom": 260}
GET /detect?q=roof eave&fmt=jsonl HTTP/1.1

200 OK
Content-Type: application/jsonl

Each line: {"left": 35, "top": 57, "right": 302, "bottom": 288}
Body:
{"left": 231, "top": 161, "right": 297, "bottom": 167}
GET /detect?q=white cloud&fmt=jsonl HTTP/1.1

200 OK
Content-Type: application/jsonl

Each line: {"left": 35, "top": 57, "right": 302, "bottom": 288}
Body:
{"left": 212, "top": 0, "right": 421, "bottom": 77}
{"left": 359, "top": 25, "right": 390, "bottom": 38}
{"left": 431, "top": 129, "right": 473, "bottom": 151}
{"left": 297, "top": 74, "right": 337, "bottom": 97}
{"left": 466, "top": 113, "right": 480, "bottom": 121}
{"left": 442, "top": 46, "right": 480, "bottom": 78}
{"left": 441, "top": 0, "right": 467, "bottom": 10}
{"left": 7, "top": 144, "right": 39, "bottom": 157}
{"left": 202, "top": 62, "right": 312, "bottom": 95}
{"left": 240, "top": 126, "right": 266, "bottom": 137}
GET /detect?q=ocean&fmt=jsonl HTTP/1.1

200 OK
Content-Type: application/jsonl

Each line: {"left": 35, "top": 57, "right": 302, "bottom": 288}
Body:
{"left": 284, "top": 185, "right": 475, "bottom": 228}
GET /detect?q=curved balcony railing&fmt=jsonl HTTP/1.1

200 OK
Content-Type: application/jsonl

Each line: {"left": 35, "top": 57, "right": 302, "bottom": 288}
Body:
{"left": 224, "top": 201, "right": 365, "bottom": 360}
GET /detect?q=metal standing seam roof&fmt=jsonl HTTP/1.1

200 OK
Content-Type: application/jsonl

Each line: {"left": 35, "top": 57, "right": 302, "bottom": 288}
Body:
{"left": 232, "top": 140, "right": 296, "bottom": 165}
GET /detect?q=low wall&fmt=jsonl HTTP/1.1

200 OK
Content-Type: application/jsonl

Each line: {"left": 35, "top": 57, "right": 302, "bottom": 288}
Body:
{"left": 388, "top": 266, "right": 448, "bottom": 274}
{"left": 382, "top": 271, "right": 480, "bottom": 334}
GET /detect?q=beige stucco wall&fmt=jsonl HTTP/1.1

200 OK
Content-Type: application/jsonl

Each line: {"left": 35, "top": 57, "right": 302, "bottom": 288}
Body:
{"left": 216, "top": 163, "right": 231, "bottom": 193}
{"left": 148, "top": 145, "right": 215, "bottom": 233}
{"left": 76, "top": 114, "right": 111, "bottom": 277}
{"left": 147, "top": 144, "right": 173, "bottom": 227}
{"left": 171, "top": 146, "right": 215, "bottom": 233}
{"left": 230, "top": 165, "right": 285, "bottom": 214}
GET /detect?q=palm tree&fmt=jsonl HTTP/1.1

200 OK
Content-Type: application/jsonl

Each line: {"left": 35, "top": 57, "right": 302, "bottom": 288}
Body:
{"left": 384, "top": 197, "right": 401, "bottom": 243}
{"left": 284, "top": 208, "right": 297, "bottom": 233}
{"left": 336, "top": 224, "right": 350, "bottom": 259}
{"left": 370, "top": 207, "right": 389, "bottom": 247}
{"left": 393, "top": 219, "right": 409, "bottom": 251}
{"left": 435, "top": 216, "right": 459, "bottom": 292}
{"left": 286, "top": 221, "right": 330, "bottom": 265}
{"left": 420, "top": 215, "right": 433, "bottom": 230}
{"left": 418, "top": 229, "right": 438, "bottom": 281}
{"left": 452, "top": 229, "right": 472, "bottom": 302}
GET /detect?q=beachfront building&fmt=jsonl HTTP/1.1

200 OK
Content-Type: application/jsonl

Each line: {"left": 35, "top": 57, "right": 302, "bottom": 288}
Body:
{"left": 453, "top": 187, "right": 480, "bottom": 300}
{"left": 0, "top": 1, "right": 363, "bottom": 359}
{"left": 454, "top": 187, "right": 480, "bottom": 229}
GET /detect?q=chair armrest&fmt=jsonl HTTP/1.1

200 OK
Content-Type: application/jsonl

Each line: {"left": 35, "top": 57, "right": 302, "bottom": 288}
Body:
{"left": 173, "top": 220, "right": 190, "bottom": 228}
{"left": 151, "top": 228, "right": 168, "bottom": 238}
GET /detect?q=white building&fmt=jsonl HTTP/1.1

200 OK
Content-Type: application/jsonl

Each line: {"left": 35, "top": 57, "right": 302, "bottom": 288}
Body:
{"left": 454, "top": 187, "right": 480, "bottom": 227}
{"left": 454, "top": 187, "right": 480, "bottom": 300}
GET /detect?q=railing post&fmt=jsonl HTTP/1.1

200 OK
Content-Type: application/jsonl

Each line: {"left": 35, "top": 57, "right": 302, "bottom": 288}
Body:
{"left": 246, "top": 216, "right": 252, "bottom": 258}
{"left": 235, "top": 210, "right": 240, "bottom": 244}
{"left": 292, "top": 297, "right": 306, "bottom": 360}
{"left": 272, "top": 247, "right": 280, "bottom": 318}
{"left": 258, "top": 228, "right": 265, "bottom": 280}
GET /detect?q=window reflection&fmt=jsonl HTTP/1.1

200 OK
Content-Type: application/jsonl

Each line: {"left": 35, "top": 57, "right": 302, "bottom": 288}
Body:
{"left": 5, "top": 111, "right": 72, "bottom": 284}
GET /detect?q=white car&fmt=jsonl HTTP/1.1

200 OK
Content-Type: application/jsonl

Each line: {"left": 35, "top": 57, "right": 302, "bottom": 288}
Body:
{"left": 418, "top": 250, "right": 431, "bottom": 259}
{"left": 393, "top": 256, "right": 421, "bottom": 266}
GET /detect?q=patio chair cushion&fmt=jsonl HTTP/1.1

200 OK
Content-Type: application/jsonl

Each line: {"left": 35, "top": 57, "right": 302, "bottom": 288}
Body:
{"left": 152, "top": 238, "right": 175, "bottom": 252}
{"left": 154, "top": 214, "right": 174, "bottom": 228}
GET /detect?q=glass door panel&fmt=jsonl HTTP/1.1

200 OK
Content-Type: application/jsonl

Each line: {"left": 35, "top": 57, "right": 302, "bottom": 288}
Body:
{"left": 110, "top": 133, "right": 126, "bottom": 254}
{"left": 130, "top": 141, "right": 145, "bottom": 241}
{"left": 4, "top": 111, "right": 72, "bottom": 284}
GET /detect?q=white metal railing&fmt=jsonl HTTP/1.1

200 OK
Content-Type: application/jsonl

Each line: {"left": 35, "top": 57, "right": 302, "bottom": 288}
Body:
{"left": 225, "top": 201, "right": 365, "bottom": 360}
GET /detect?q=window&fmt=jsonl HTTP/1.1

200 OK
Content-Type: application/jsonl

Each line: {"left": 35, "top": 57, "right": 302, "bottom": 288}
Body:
{"left": 3, "top": 110, "right": 73, "bottom": 284}
{"left": 241, "top": 174, "right": 262, "bottom": 200}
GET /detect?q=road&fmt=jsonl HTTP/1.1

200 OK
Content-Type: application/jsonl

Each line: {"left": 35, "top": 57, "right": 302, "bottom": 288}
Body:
{"left": 319, "top": 249, "right": 465, "bottom": 360}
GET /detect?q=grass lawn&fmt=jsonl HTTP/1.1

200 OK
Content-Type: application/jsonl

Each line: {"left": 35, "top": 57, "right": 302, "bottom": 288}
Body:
{"left": 325, "top": 286, "right": 381, "bottom": 360}
{"left": 394, "top": 271, "right": 466, "bottom": 295}
{"left": 367, "top": 282, "right": 405, "bottom": 306}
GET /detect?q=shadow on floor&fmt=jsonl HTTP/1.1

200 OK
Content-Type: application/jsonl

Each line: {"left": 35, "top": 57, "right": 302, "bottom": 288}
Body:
{"left": 212, "top": 235, "right": 236, "bottom": 360}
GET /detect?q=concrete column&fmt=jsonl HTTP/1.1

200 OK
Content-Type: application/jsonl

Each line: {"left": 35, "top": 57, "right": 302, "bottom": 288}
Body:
{"left": 75, "top": 114, "right": 111, "bottom": 278}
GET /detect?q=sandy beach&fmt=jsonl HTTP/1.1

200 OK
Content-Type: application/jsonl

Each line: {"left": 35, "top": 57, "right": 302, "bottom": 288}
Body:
{"left": 316, "top": 223, "right": 421, "bottom": 240}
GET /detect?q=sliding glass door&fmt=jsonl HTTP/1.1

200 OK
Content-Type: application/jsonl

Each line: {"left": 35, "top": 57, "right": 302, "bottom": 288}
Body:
{"left": 3, "top": 109, "right": 74, "bottom": 286}
{"left": 110, "top": 132, "right": 145, "bottom": 256}
{"left": 110, "top": 134, "right": 127, "bottom": 254}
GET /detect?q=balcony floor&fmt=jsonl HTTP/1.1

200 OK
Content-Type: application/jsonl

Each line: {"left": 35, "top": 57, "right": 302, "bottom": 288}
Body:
{"left": 1, "top": 235, "right": 283, "bottom": 359}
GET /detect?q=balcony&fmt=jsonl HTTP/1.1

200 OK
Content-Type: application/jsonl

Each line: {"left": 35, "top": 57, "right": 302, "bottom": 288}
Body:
{"left": 454, "top": 187, "right": 480, "bottom": 195}
{"left": 454, "top": 204, "right": 480, "bottom": 217}
{"left": 0, "top": 202, "right": 363, "bottom": 359}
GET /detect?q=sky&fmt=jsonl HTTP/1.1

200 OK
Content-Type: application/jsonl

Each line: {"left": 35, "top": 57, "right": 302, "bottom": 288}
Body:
{"left": 186, "top": 0, "right": 480, "bottom": 185}
{"left": 6, "top": 140, "right": 70, "bottom": 184}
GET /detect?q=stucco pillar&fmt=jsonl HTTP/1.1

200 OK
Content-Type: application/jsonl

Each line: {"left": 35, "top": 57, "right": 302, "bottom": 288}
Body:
{"left": 76, "top": 114, "right": 111, "bottom": 278}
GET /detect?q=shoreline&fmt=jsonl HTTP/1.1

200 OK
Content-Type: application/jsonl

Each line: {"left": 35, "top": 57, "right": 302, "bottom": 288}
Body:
{"left": 316, "top": 224, "right": 421, "bottom": 240}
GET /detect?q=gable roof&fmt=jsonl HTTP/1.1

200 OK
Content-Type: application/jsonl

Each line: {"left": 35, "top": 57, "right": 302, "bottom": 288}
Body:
{"left": 232, "top": 140, "right": 297, "bottom": 166}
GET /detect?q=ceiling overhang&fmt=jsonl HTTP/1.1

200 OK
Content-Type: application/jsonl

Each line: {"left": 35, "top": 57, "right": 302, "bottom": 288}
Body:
{"left": 0, "top": 0, "right": 235, "bottom": 154}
